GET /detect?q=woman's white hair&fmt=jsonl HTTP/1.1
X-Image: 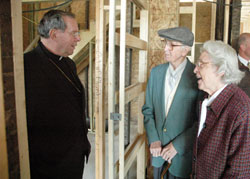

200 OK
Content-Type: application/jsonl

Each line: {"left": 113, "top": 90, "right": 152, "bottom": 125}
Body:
{"left": 201, "top": 40, "right": 244, "bottom": 84}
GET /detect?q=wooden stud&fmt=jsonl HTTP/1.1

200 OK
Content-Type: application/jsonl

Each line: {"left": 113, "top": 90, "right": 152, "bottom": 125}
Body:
{"left": 115, "top": 33, "right": 147, "bottom": 50}
{"left": 115, "top": 82, "right": 146, "bottom": 104}
{"left": 95, "top": 0, "right": 106, "bottom": 178}
{"left": 138, "top": 10, "right": 148, "bottom": 83}
{"left": 12, "top": 0, "right": 30, "bottom": 178}
{"left": 88, "top": 41, "right": 94, "bottom": 131}
{"left": 224, "top": 0, "right": 230, "bottom": 43}
{"left": 114, "top": 134, "right": 146, "bottom": 175}
{"left": 210, "top": 0, "right": 216, "bottom": 40}
{"left": 119, "top": 0, "right": 127, "bottom": 178}
{"left": 76, "top": 55, "right": 90, "bottom": 74}
{"left": 137, "top": 9, "right": 148, "bottom": 179}
{"left": 11, "top": 0, "right": 30, "bottom": 178}
{"left": 108, "top": 0, "right": 116, "bottom": 178}
{"left": 130, "top": 0, "right": 147, "bottom": 10}
{"left": 0, "top": 29, "right": 9, "bottom": 179}
{"left": 191, "top": 0, "right": 196, "bottom": 63}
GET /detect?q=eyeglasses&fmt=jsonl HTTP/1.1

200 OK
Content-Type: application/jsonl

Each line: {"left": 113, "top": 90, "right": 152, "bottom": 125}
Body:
{"left": 57, "top": 29, "right": 80, "bottom": 38}
{"left": 160, "top": 39, "right": 184, "bottom": 50}
{"left": 68, "top": 31, "right": 80, "bottom": 38}
{"left": 195, "top": 61, "right": 212, "bottom": 68}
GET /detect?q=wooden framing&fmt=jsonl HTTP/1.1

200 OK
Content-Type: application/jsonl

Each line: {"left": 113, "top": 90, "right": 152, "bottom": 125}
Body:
{"left": 0, "top": 0, "right": 30, "bottom": 178}
{"left": 22, "top": 0, "right": 81, "bottom": 3}
{"left": 179, "top": 0, "right": 196, "bottom": 63}
{"left": 130, "top": 0, "right": 147, "bottom": 10}
{"left": 95, "top": 0, "right": 106, "bottom": 178}
{"left": 210, "top": 0, "right": 216, "bottom": 40}
{"left": 115, "top": 82, "right": 146, "bottom": 104}
{"left": 114, "top": 133, "right": 146, "bottom": 175}
{"left": 115, "top": 33, "right": 147, "bottom": 50}
{"left": 11, "top": 1, "right": 30, "bottom": 178}
{"left": 0, "top": 29, "right": 9, "bottom": 179}
{"left": 191, "top": 0, "right": 196, "bottom": 63}
{"left": 94, "top": 0, "right": 149, "bottom": 178}
{"left": 118, "top": 0, "right": 127, "bottom": 177}
{"left": 88, "top": 41, "right": 95, "bottom": 131}
{"left": 108, "top": 0, "right": 116, "bottom": 177}
{"left": 137, "top": 9, "right": 148, "bottom": 178}
{"left": 223, "top": 0, "right": 230, "bottom": 43}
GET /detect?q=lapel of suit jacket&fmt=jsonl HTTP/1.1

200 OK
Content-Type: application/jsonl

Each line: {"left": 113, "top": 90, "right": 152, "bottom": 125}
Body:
{"left": 156, "top": 63, "right": 169, "bottom": 121}
{"left": 164, "top": 59, "right": 194, "bottom": 124}
{"left": 238, "top": 60, "right": 249, "bottom": 71}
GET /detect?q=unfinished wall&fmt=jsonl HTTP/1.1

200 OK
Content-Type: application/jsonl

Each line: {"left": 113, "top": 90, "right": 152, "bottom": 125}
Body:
{"left": 0, "top": 0, "right": 20, "bottom": 178}
{"left": 148, "top": 0, "right": 179, "bottom": 72}
{"left": 22, "top": 1, "right": 88, "bottom": 51}
{"left": 180, "top": 2, "right": 212, "bottom": 43}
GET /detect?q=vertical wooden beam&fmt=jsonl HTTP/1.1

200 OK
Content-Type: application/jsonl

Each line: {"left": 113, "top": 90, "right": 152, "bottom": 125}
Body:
{"left": 224, "top": 0, "right": 230, "bottom": 43}
{"left": 119, "top": 0, "right": 127, "bottom": 178}
{"left": 11, "top": 0, "right": 30, "bottom": 178}
{"left": 89, "top": 41, "right": 94, "bottom": 131}
{"left": 137, "top": 9, "right": 148, "bottom": 179}
{"left": 191, "top": 0, "right": 196, "bottom": 63}
{"left": 211, "top": 0, "right": 216, "bottom": 40}
{"left": 0, "top": 28, "right": 9, "bottom": 179}
{"left": 108, "top": 0, "right": 116, "bottom": 178}
{"left": 95, "top": 0, "right": 106, "bottom": 178}
{"left": 216, "top": 0, "right": 225, "bottom": 40}
{"left": 230, "top": 0, "right": 241, "bottom": 43}
{"left": 138, "top": 10, "right": 148, "bottom": 84}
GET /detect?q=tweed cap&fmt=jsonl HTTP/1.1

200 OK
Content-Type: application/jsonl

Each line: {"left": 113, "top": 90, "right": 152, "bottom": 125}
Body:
{"left": 158, "top": 27, "right": 194, "bottom": 47}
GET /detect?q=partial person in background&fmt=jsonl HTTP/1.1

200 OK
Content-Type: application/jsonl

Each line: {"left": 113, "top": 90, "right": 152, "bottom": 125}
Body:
{"left": 142, "top": 27, "right": 199, "bottom": 179}
{"left": 236, "top": 33, "right": 250, "bottom": 97}
{"left": 192, "top": 40, "right": 250, "bottom": 178}
{"left": 24, "top": 10, "right": 90, "bottom": 178}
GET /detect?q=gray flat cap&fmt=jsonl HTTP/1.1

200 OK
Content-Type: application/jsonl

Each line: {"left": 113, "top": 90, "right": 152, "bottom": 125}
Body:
{"left": 158, "top": 27, "right": 194, "bottom": 47}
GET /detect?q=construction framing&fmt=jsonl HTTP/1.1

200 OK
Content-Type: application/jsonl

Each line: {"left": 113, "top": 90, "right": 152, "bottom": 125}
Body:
{"left": 95, "top": 0, "right": 148, "bottom": 178}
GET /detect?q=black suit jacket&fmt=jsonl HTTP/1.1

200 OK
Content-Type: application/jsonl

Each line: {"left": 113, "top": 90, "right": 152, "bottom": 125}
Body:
{"left": 24, "top": 42, "right": 90, "bottom": 179}
{"left": 238, "top": 61, "right": 250, "bottom": 97}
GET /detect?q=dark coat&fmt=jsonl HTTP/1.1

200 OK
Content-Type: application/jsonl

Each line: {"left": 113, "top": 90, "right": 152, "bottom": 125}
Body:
{"left": 24, "top": 42, "right": 90, "bottom": 179}
{"left": 238, "top": 61, "right": 250, "bottom": 97}
{"left": 192, "top": 84, "right": 250, "bottom": 178}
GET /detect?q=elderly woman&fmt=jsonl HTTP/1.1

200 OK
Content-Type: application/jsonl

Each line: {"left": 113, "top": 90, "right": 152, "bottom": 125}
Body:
{"left": 192, "top": 40, "right": 250, "bottom": 178}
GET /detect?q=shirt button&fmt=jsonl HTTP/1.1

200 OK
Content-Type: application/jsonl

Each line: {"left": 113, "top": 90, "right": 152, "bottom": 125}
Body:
{"left": 163, "top": 128, "right": 167, "bottom": 132}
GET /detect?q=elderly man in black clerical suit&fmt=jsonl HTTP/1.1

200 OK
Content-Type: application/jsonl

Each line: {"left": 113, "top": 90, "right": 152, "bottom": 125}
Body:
{"left": 24, "top": 10, "right": 90, "bottom": 178}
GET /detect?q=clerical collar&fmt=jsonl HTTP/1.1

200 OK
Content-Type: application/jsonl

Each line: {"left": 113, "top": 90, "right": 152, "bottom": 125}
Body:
{"left": 39, "top": 41, "right": 64, "bottom": 61}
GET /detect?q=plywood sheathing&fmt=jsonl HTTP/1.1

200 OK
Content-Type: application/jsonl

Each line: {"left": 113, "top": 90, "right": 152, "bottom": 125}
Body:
{"left": 148, "top": 0, "right": 178, "bottom": 72}
{"left": 180, "top": 2, "right": 212, "bottom": 43}
{"left": 71, "top": 1, "right": 87, "bottom": 30}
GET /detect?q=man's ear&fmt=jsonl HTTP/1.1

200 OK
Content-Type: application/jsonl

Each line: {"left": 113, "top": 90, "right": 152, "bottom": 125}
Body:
{"left": 49, "top": 29, "right": 57, "bottom": 40}
{"left": 181, "top": 46, "right": 190, "bottom": 57}
{"left": 240, "top": 43, "right": 246, "bottom": 51}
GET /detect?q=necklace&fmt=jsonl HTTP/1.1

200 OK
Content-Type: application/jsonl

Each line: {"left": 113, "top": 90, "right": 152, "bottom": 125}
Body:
{"left": 47, "top": 58, "right": 81, "bottom": 93}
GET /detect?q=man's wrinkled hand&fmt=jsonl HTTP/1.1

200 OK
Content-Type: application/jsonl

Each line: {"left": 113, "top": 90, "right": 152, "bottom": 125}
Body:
{"left": 160, "top": 142, "right": 177, "bottom": 163}
{"left": 150, "top": 141, "right": 162, "bottom": 157}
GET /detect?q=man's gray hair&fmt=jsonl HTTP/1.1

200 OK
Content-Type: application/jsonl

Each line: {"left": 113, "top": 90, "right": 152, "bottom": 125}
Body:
{"left": 38, "top": 10, "right": 75, "bottom": 38}
{"left": 201, "top": 40, "right": 244, "bottom": 84}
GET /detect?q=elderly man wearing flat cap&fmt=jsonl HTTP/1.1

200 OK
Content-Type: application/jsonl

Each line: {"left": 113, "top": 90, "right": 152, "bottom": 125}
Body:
{"left": 142, "top": 27, "right": 199, "bottom": 179}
